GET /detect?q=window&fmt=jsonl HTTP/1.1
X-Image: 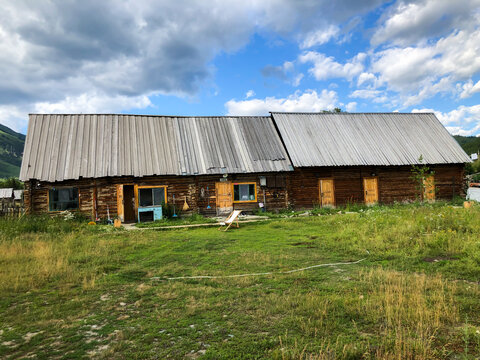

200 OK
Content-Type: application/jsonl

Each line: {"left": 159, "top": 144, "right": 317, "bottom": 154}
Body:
{"left": 49, "top": 187, "right": 79, "bottom": 211}
{"left": 266, "top": 175, "right": 285, "bottom": 188}
{"left": 233, "top": 183, "right": 256, "bottom": 202}
{"left": 138, "top": 186, "right": 166, "bottom": 207}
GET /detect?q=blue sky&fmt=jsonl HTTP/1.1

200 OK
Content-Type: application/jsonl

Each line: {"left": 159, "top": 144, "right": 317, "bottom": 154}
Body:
{"left": 1, "top": 0, "right": 480, "bottom": 135}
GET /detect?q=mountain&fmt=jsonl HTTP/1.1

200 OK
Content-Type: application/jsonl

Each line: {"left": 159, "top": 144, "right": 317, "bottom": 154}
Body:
{"left": 0, "top": 123, "right": 25, "bottom": 178}
{"left": 453, "top": 135, "right": 480, "bottom": 156}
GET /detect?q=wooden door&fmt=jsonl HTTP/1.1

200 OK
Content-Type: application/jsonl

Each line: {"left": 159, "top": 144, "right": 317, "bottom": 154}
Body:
{"left": 319, "top": 179, "right": 335, "bottom": 207}
{"left": 123, "top": 185, "right": 135, "bottom": 222}
{"left": 423, "top": 175, "right": 435, "bottom": 201}
{"left": 216, "top": 181, "right": 233, "bottom": 215}
{"left": 363, "top": 177, "right": 378, "bottom": 205}
{"left": 116, "top": 185, "right": 124, "bottom": 222}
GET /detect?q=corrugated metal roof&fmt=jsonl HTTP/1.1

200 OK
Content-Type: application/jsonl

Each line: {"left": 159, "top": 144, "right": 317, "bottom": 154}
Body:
{"left": 271, "top": 112, "right": 471, "bottom": 167}
{"left": 13, "top": 190, "right": 23, "bottom": 200}
{"left": 20, "top": 114, "right": 292, "bottom": 182}
{"left": 0, "top": 188, "right": 13, "bottom": 199}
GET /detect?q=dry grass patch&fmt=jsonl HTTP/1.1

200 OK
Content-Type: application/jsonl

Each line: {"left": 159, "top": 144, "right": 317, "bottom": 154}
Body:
{"left": 358, "top": 268, "right": 459, "bottom": 359}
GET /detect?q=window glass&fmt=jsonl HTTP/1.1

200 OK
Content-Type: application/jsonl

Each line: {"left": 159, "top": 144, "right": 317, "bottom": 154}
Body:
{"left": 233, "top": 184, "right": 256, "bottom": 201}
{"left": 249, "top": 184, "right": 255, "bottom": 199}
{"left": 139, "top": 189, "right": 153, "bottom": 207}
{"left": 139, "top": 187, "right": 166, "bottom": 207}
{"left": 153, "top": 188, "right": 165, "bottom": 205}
{"left": 233, "top": 185, "right": 239, "bottom": 201}
{"left": 49, "top": 188, "right": 79, "bottom": 211}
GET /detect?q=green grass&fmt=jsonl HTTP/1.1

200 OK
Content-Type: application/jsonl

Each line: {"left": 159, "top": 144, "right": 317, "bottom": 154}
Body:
{"left": 1, "top": 204, "right": 480, "bottom": 359}
{"left": 135, "top": 213, "right": 217, "bottom": 228}
{"left": 0, "top": 159, "right": 20, "bottom": 178}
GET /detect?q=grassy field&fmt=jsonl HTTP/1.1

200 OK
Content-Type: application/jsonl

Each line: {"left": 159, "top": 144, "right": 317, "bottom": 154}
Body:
{"left": 135, "top": 213, "right": 217, "bottom": 228}
{"left": 1, "top": 203, "right": 480, "bottom": 359}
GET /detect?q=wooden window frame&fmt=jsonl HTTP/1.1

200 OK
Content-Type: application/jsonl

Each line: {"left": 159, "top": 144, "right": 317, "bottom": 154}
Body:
{"left": 47, "top": 187, "right": 79, "bottom": 212}
{"left": 232, "top": 182, "right": 257, "bottom": 203}
{"left": 134, "top": 185, "right": 168, "bottom": 210}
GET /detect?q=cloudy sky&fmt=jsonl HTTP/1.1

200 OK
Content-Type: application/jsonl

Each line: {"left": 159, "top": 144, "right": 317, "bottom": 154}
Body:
{"left": 1, "top": 0, "right": 480, "bottom": 135}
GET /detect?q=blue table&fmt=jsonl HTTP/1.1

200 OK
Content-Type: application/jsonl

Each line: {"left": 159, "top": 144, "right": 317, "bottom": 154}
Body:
{"left": 138, "top": 206, "right": 163, "bottom": 222}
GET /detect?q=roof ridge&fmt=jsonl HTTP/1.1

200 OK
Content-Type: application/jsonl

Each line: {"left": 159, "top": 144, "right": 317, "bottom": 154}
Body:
{"left": 270, "top": 112, "right": 435, "bottom": 115}
{"left": 28, "top": 113, "right": 271, "bottom": 119}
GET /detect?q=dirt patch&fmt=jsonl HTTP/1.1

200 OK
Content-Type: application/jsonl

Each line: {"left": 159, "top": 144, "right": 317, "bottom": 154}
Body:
{"left": 423, "top": 256, "right": 458, "bottom": 263}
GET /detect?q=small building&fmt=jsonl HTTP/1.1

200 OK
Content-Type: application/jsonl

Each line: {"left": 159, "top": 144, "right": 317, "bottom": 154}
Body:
{"left": 271, "top": 112, "right": 470, "bottom": 207}
{"left": 19, "top": 112, "right": 470, "bottom": 221}
{"left": 13, "top": 190, "right": 24, "bottom": 208}
{"left": 0, "top": 188, "right": 14, "bottom": 209}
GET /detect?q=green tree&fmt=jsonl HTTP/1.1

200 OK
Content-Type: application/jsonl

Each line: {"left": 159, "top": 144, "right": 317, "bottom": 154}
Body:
{"left": 410, "top": 156, "right": 435, "bottom": 202}
{"left": 0, "top": 177, "right": 24, "bottom": 189}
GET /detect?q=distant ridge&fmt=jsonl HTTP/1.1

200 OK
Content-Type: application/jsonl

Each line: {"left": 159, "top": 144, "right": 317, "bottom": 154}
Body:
{"left": 0, "top": 123, "right": 25, "bottom": 178}
{"left": 453, "top": 135, "right": 480, "bottom": 156}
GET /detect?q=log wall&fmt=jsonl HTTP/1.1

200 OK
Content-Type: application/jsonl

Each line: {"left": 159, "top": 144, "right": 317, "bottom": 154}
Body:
{"left": 24, "top": 172, "right": 289, "bottom": 219}
{"left": 23, "top": 164, "right": 465, "bottom": 218}
{"left": 286, "top": 164, "right": 465, "bottom": 209}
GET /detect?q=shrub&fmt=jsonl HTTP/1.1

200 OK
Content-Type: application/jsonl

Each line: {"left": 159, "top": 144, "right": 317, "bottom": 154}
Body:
{"left": 162, "top": 202, "right": 182, "bottom": 219}
{"left": 0, "top": 177, "right": 24, "bottom": 189}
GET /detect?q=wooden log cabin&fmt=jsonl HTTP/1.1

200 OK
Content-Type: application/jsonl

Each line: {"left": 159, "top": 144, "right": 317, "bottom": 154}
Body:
{"left": 271, "top": 112, "right": 470, "bottom": 208}
{"left": 19, "top": 112, "right": 470, "bottom": 221}
{"left": 20, "top": 114, "right": 293, "bottom": 221}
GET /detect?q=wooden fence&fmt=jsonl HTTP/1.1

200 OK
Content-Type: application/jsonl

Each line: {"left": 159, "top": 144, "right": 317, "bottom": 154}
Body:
{"left": 0, "top": 199, "right": 25, "bottom": 218}
{"left": 0, "top": 206, "right": 25, "bottom": 218}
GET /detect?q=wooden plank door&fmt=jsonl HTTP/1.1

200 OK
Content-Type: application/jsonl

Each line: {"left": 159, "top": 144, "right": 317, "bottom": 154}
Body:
{"left": 319, "top": 179, "right": 335, "bottom": 207}
{"left": 116, "top": 184, "right": 124, "bottom": 222}
{"left": 363, "top": 177, "right": 378, "bottom": 205}
{"left": 423, "top": 175, "right": 435, "bottom": 201}
{"left": 216, "top": 181, "right": 233, "bottom": 215}
{"left": 124, "top": 185, "right": 135, "bottom": 222}
{"left": 117, "top": 184, "right": 135, "bottom": 222}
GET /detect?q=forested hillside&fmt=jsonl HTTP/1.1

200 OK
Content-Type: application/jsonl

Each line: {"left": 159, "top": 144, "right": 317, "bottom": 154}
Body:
{"left": 0, "top": 123, "right": 25, "bottom": 178}
{"left": 453, "top": 135, "right": 480, "bottom": 156}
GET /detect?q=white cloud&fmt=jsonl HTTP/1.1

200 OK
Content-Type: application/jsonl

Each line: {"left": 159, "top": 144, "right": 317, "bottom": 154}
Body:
{"left": 245, "top": 90, "right": 255, "bottom": 99}
{"left": 0, "top": 92, "right": 153, "bottom": 133}
{"left": 357, "top": 72, "right": 378, "bottom": 87}
{"left": 360, "top": 0, "right": 480, "bottom": 108}
{"left": 402, "top": 77, "right": 454, "bottom": 107}
{"left": 345, "top": 102, "right": 357, "bottom": 112}
{"left": 412, "top": 105, "right": 480, "bottom": 135}
{"left": 0, "top": 0, "right": 385, "bottom": 130}
{"left": 350, "top": 89, "right": 388, "bottom": 103}
{"left": 350, "top": 89, "right": 380, "bottom": 99}
{"left": 458, "top": 79, "right": 480, "bottom": 99}
{"left": 299, "top": 51, "right": 366, "bottom": 81}
{"left": 225, "top": 89, "right": 338, "bottom": 115}
{"left": 300, "top": 25, "right": 339, "bottom": 49}
{"left": 0, "top": 105, "right": 29, "bottom": 132}
{"left": 370, "top": 27, "right": 480, "bottom": 105}
{"left": 292, "top": 74, "right": 304, "bottom": 87}
{"left": 34, "top": 92, "right": 152, "bottom": 114}
{"left": 262, "top": 61, "right": 304, "bottom": 86}
{"left": 372, "top": 0, "right": 480, "bottom": 46}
